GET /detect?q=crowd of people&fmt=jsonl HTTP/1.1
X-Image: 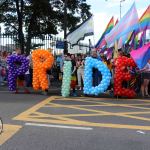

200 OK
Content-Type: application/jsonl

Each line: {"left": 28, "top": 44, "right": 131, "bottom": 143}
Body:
{"left": 0, "top": 51, "right": 10, "bottom": 86}
{"left": 0, "top": 48, "right": 150, "bottom": 97}
{"left": 53, "top": 49, "right": 150, "bottom": 97}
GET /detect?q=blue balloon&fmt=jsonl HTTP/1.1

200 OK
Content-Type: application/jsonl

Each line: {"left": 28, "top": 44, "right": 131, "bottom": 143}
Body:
{"left": 84, "top": 57, "right": 111, "bottom": 96}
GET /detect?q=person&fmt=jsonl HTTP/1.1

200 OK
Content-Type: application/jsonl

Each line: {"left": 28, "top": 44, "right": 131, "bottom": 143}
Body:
{"left": 140, "top": 59, "right": 150, "bottom": 97}
{"left": 28, "top": 53, "right": 33, "bottom": 87}
{"left": 25, "top": 55, "right": 31, "bottom": 88}
{"left": 76, "top": 56, "right": 84, "bottom": 90}
{"left": 91, "top": 50, "right": 102, "bottom": 87}
{"left": 70, "top": 54, "right": 77, "bottom": 96}
{"left": 56, "top": 55, "right": 63, "bottom": 81}
{"left": 0, "top": 51, "right": 7, "bottom": 85}
{"left": 14, "top": 48, "right": 30, "bottom": 94}
{"left": 0, "top": 65, "right": 6, "bottom": 85}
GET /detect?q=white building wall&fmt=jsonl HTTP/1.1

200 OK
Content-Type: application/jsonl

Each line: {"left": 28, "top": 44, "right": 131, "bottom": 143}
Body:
{"left": 68, "top": 44, "right": 89, "bottom": 54}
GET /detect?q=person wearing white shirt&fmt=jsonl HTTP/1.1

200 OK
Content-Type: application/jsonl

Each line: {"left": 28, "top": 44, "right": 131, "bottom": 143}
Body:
{"left": 140, "top": 59, "right": 150, "bottom": 97}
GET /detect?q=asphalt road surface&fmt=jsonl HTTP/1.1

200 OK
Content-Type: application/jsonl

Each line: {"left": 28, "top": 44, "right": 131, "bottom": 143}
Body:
{"left": 0, "top": 91, "right": 150, "bottom": 150}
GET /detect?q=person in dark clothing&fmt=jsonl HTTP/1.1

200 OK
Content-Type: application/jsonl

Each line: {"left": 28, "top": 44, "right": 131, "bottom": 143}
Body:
{"left": 91, "top": 50, "right": 102, "bottom": 87}
{"left": 70, "top": 54, "right": 77, "bottom": 96}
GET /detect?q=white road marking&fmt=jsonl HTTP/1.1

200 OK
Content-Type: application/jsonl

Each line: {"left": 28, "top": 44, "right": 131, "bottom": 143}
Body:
{"left": 136, "top": 130, "right": 146, "bottom": 134}
{"left": 0, "top": 91, "right": 10, "bottom": 93}
{"left": 25, "top": 123, "right": 93, "bottom": 130}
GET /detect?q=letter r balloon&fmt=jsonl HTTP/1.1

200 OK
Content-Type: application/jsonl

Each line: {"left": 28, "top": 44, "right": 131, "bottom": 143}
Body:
{"left": 32, "top": 49, "right": 54, "bottom": 91}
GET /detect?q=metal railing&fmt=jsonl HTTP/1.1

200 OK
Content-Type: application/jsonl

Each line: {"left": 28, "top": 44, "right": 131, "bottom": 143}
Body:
{"left": 0, "top": 34, "right": 90, "bottom": 55}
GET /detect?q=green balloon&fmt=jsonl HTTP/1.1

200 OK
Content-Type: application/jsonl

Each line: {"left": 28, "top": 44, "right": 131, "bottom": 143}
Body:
{"left": 61, "top": 61, "right": 72, "bottom": 97}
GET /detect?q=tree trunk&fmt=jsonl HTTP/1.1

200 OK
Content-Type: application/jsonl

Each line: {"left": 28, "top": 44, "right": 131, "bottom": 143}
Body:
{"left": 26, "top": 13, "right": 36, "bottom": 55}
{"left": 16, "top": 0, "right": 25, "bottom": 54}
{"left": 26, "top": 33, "right": 32, "bottom": 55}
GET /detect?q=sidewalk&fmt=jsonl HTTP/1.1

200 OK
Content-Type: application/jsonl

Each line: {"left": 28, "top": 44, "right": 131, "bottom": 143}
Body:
{"left": 0, "top": 81, "right": 61, "bottom": 95}
{"left": 0, "top": 82, "right": 149, "bottom": 99}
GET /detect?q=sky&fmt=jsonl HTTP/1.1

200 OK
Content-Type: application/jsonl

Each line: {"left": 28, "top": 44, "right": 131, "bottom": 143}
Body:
{"left": 86, "top": 0, "right": 150, "bottom": 45}
{"left": 0, "top": 0, "right": 149, "bottom": 47}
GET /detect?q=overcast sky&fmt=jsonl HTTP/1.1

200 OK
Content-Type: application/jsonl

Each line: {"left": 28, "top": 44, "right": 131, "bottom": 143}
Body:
{"left": 86, "top": 0, "right": 149, "bottom": 44}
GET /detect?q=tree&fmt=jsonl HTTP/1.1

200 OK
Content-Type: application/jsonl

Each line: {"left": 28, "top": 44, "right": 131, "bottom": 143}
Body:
{"left": 0, "top": 0, "right": 91, "bottom": 54}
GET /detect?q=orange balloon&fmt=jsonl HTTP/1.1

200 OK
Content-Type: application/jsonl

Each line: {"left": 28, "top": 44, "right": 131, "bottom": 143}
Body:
{"left": 32, "top": 49, "right": 54, "bottom": 91}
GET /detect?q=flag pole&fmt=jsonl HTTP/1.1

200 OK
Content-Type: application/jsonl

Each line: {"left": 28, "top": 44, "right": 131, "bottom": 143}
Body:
{"left": 113, "top": 40, "right": 118, "bottom": 58}
{"left": 92, "top": 14, "right": 96, "bottom": 49}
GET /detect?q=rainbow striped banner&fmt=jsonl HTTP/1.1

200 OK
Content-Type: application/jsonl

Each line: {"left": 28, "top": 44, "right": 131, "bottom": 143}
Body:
{"left": 115, "top": 19, "right": 118, "bottom": 26}
{"left": 138, "top": 30, "right": 146, "bottom": 48}
{"left": 95, "top": 17, "right": 114, "bottom": 51}
{"left": 105, "top": 3, "right": 139, "bottom": 47}
{"left": 139, "top": 5, "right": 150, "bottom": 31}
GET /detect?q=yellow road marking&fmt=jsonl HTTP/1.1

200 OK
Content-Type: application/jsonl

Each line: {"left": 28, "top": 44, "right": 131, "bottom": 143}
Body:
{"left": 130, "top": 103, "right": 150, "bottom": 106}
{"left": 28, "top": 111, "right": 92, "bottom": 123}
{"left": 48, "top": 102, "right": 150, "bottom": 122}
{"left": 71, "top": 98, "right": 150, "bottom": 112}
{"left": 118, "top": 104, "right": 150, "bottom": 110}
{"left": 29, "top": 110, "right": 150, "bottom": 118}
{"left": 59, "top": 96, "right": 150, "bottom": 102}
{"left": 0, "top": 124, "right": 22, "bottom": 146}
{"left": 44, "top": 104, "right": 117, "bottom": 107}
{"left": 57, "top": 98, "right": 150, "bottom": 112}
{"left": 14, "top": 116, "right": 150, "bottom": 131}
{"left": 67, "top": 98, "right": 150, "bottom": 110}
{"left": 118, "top": 111, "right": 150, "bottom": 115}
{"left": 49, "top": 102, "right": 111, "bottom": 114}
{"left": 13, "top": 96, "right": 150, "bottom": 131}
{"left": 14, "top": 96, "right": 55, "bottom": 120}
{"left": 30, "top": 112, "right": 109, "bottom": 117}
{"left": 44, "top": 100, "right": 150, "bottom": 108}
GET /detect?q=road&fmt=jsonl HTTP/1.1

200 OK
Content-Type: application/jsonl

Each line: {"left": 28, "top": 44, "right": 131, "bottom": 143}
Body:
{"left": 0, "top": 90, "right": 150, "bottom": 150}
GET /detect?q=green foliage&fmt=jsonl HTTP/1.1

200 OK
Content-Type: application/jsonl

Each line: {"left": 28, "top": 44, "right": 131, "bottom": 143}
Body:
{"left": 0, "top": 0, "right": 91, "bottom": 34}
{"left": 0, "top": 0, "right": 91, "bottom": 53}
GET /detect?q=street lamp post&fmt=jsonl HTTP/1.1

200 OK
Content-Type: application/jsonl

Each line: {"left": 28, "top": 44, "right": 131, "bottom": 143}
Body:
{"left": 105, "top": 0, "right": 125, "bottom": 19}
{"left": 64, "top": 0, "right": 68, "bottom": 54}
{"left": 120, "top": 0, "right": 125, "bottom": 19}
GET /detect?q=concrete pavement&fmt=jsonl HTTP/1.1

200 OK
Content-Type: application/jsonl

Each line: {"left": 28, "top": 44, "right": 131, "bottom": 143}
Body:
{"left": 0, "top": 90, "right": 150, "bottom": 150}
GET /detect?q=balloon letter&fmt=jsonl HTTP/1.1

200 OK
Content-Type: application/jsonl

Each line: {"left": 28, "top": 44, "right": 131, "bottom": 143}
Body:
{"left": 84, "top": 57, "right": 111, "bottom": 95}
{"left": 32, "top": 49, "right": 54, "bottom": 91}
{"left": 7, "top": 55, "right": 29, "bottom": 91}
{"left": 114, "top": 56, "right": 136, "bottom": 98}
{"left": 61, "top": 61, "right": 72, "bottom": 97}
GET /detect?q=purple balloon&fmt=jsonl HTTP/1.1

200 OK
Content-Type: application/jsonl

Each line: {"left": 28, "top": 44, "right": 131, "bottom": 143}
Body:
{"left": 7, "top": 55, "right": 29, "bottom": 91}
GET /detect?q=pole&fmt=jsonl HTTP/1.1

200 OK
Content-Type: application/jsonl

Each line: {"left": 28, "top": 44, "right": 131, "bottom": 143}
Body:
{"left": 120, "top": 0, "right": 125, "bottom": 20}
{"left": 113, "top": 41, "right": 118, "bottom": 59}
{"left": 64, "top": 0, "right": 68, "bottom": 54}
{"left": 120, "top": 1, "right": 121, "bottom": 19}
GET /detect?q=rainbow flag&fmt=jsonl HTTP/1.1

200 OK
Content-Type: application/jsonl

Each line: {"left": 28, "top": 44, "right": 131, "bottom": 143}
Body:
{"left": 115, "top": 19, "right": 118, "bottom": 26}
{"left": 129, "top": 32, "right": 138, "bottom": 49}
{"left": 139, "top": 5, "right": 150, "bottom": 31}
{"left": 133, "top": 34, "right": 138, "bottom": 49}
{"left": 105, "top": 3, "right": 139, "bottom": 47}
{"left": 130, "top": 42, "right": 150, "bottom": 69}
{"left": 138, "top": 30, "right": 146, "bottom": 48}
{"left": 95, "top": 17, "right": 114, "bottom": 51}
{"left": 106, "top": 48, "right": 113, "bottom": 60}
{"left": 118, "top": 33, "right": 130, "bottom": 49}
{"left": 126, "top": 32, "right": 134, "bottom": 44}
